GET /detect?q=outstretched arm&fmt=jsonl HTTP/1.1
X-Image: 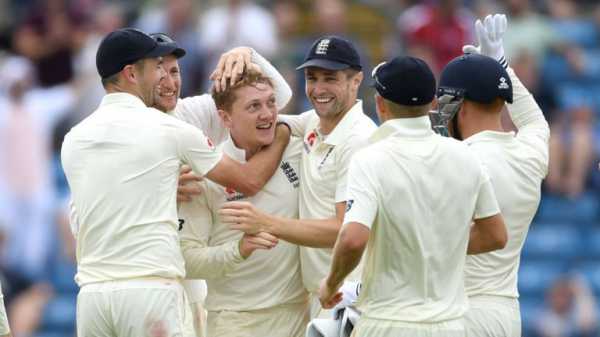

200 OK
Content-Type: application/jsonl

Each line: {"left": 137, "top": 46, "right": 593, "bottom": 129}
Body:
{"left": 219, "top": 201, "right": 345, "bottom": 248}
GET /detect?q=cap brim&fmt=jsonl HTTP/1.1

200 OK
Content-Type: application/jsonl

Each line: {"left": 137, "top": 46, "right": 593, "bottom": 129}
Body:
{"left": 296, "top": 59, "right": 351, "bottom": 71}
{"left": 172, "top": 47, "right": 186, "bottom": 58}
{"left": 145, "top": 43, "right": 178, "bottom": 58}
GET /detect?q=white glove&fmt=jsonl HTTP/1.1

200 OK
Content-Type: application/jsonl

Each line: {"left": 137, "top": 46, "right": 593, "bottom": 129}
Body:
{"left": 332, "top": 281, "right": 361, "bottom": 319}
{"left": 462, "top": 14, "right": 508, "bottom": 68}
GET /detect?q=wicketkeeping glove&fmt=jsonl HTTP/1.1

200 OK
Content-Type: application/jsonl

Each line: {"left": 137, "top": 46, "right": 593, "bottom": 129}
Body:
{"left": 462, "top": 14, "right": 508, "bottom": 68}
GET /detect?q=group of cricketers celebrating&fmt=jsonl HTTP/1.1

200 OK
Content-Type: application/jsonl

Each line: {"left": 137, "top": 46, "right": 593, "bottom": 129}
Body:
{"left": 0, "top": 10, "right": 547, "bottom": 337}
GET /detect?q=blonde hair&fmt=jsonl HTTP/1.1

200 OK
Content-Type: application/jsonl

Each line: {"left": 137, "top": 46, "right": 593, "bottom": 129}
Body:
{"left": 211, "top": 69, "right": 274, "bottom": 110}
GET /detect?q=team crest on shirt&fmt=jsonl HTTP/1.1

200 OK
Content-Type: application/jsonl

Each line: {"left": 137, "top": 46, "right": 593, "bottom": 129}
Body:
{"left": 280, "top": 161, "right": 300, "bottom": 188}
{"left": 225, "top": 186, "right": 245, "bottom": 201}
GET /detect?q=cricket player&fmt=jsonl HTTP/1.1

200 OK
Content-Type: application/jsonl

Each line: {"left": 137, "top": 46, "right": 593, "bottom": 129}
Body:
{"left": 220, "top": 36, "right": 377, "bottom": 318}
{"left": 61, "top": 28, "right": 290, "bottom": 337}
{"left": 319, "top": 56, "right": 508, "bottom": 337}
{"left": 149, "top": 33, "right": 294, "bottom": 337}
{"left": 438, "top": 14, "right": 549, "bottom": 337}
{"left": 0, "top": 285, "right": 9, "bottom": 337}
{"left": 178, "top": 67, "right": 308, "bottom": 337}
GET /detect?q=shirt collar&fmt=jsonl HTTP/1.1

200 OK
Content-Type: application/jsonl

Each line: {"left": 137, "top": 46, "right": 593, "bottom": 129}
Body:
{"left": 368, "top": 116, "right": 434, "bottom": 143}
{"left": 463, "top": 130, "right": 515, "bottom": 145}
{"left": 100, "top": 92, "right": 147, "bottom": 110}
{"left": 322, "top": 100, "right": 365, "bottom": 146}
{"left": 222, "top": 135, "right": 248, "bottom": 163}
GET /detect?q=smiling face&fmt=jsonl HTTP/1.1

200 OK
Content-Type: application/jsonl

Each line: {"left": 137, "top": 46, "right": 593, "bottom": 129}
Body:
{"left": 221, "top": 83, "right": 277, "bottom": 156}
{"left": 135, "top": 57, "right": 165, "bottom": 107}
{"left": 305, "top": 67, "right": 362, "bottom": 121}
{"left": 154, "top": 55, "right": 181, "bottom": 112}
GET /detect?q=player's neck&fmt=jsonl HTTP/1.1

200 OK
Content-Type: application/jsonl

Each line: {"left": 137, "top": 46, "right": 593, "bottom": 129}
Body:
{"left": 106, "top": 85, "right": 145, "bottom": 105}
{"left": 230, "top": 134, "right": 262, "bottom": 160}
{"left": 462, "top": 112, "right": 503, "bottom": 139}
{"left": 319, "top": 109, "right": 348, "bottom": 135}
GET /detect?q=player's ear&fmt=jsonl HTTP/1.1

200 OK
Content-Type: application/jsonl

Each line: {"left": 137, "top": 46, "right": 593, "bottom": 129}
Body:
{"left": 218, "top": 109, "right": 233, "bottom": 129}
{"left": 121, "top": 64, "right": 137, "bottom": 85}
{"left": 374, "top": 94, "right": 388, "bottom": 122}
{"left": 352, "top": 71, "right": 363, "bottom": 90}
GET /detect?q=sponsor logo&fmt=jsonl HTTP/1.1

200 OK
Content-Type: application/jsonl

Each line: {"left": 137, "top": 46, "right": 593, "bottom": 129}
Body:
{"left": 207, "top": 137, "right": 215, "bottom": 150}
{"left": 498, "top": 77, "right": 509, "bottom": 90}
{"left": 304, "top": 130, "right": 318, "bottom": 154}
{"left": 346, "top": 199, "right": 354, "bottom": 212}
{"left": 318, "top": 147, "right": 334, "bottom": 170}
{"left": 280, "top": 161, "right": 300, "bottom": 188}
{"left": 225, "top": 186, "right": 245, "bottom": 201}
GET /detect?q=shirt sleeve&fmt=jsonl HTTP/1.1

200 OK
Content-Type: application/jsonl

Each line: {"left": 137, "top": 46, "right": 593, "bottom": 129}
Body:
{"left": 250, "top": 49, "right": 292, "bottom": 111}
{"left": 175, "top": 122, "right": 224, "bottom": 177}
{"left": 173, "top": 94, "right": 229, "bottom": 146}
{"left": 278, "top": 111, "right": 315, "bottom": 137}
{"left": 506, "top": 67, "right": 550, "bottom": 178}
{"left": 343, "top": 154, "right": 377, "bottom": 229}
{"left": 179, "top": 187, "right": 245, "bottom": 279}
{"left": 335, "top": 135, "right": 368, "bottom": 203}
{"left": 473, "top": 163, "right": 501, "bottom": 220}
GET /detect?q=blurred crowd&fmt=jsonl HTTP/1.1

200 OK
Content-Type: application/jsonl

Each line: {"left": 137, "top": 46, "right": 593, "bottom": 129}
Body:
{"left": 0, "top": 0, "right": 599, "bottom": 336}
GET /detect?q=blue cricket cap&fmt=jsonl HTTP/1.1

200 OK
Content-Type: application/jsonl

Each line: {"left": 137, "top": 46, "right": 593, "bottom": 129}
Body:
{"left": 438, "top": 54, "right": 513, "bottom": 104}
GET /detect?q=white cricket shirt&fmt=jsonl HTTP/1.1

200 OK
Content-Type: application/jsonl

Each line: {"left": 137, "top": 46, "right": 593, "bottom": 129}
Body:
{"left": 61, "top": 93, "right": 222, "bottom": 286}
{"left": 344, "top": 116, "right": 501, "bottom": 323}
{"left": 463, "top": 67, "right": 549, "bottom": 298}
{"left": 282, "top": 100, "right": 377, "bottom": 293}
{"left": 179, "top": 137, "right": 307, "bottom": 311}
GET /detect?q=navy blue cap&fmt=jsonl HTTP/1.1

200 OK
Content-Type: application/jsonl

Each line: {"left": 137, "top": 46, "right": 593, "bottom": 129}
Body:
{"left": 297, "top": 36, "right": 361, "bottom": 71}
{"left": 438, "top": 54, "right": 513, "bottom": 104}
{"left": 96, "top": 28, "right": 177, "bottom": 79}
{"left": 372, "top": 56, "right": 436, "bottom": 106}
{"left": 150, "top": 33, "right": 186, "bottom": 59}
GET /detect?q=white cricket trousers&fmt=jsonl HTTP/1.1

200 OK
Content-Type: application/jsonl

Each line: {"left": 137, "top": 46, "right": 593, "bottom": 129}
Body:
{"left": 352, "top": 317, "right": 466, "bottom": 337}
{"left": 464, "top": 295, "right": 521, "bottom": 337}
{"left": 207, "top": 301, "right": 309, "bottom": 337}
{"left": 76, "top": 278, "right": 195, "bottom": 337}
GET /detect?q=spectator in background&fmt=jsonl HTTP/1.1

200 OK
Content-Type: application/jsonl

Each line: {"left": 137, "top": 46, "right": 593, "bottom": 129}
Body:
{"left": 0, "top": 56, "right": 75, "bottom": 281}
{"left": 271, "top": 0, "right": 304, "bottom": 115}
{"left": 136, "top": 0, "right": 208, "bottom": 97}
{"left": 503, "top": 0, "right": 557, "bottom": 63}
{"left": 534, "top": 275, "right": 599, "bottom": 337}
{"left": 198, "top": 0, "right": 278, "bottom": 86}
{"left": 540, "top": 0, "right": 595, "bottom": 197}
{"left": 398, "top": 0, "right": 473, "bottom": 74}
{"left": 12, "top": 0, "right": 86, "bottom": 87}
{"left": 70, "top": 2, "right": 126, "bottom": 123}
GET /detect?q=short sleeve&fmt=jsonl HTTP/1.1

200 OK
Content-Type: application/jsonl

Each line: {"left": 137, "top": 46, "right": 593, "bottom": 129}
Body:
{"left": 173, "top": 95, "right": 229, "bottom": 146}
{"left": 175, "top": 122, "right": 224, "bottom": 177}
{"left": 335, "top": 136, "right": 368, "bottom": 203}
{"left": 473, "top": 164, "right": 501, "bottom": 219}
{"left": 343, "top": 156, "right": 378, "bottom": 229}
